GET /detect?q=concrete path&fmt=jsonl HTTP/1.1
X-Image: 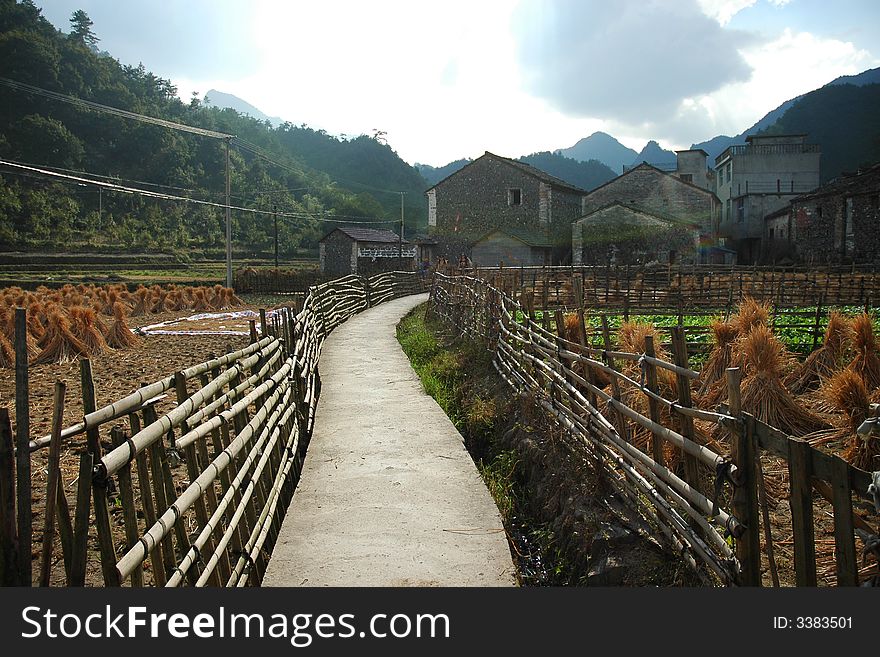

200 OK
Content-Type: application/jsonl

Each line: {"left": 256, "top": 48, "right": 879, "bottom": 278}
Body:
{"left": 263, "top": 294, "right": 516, "bottom": 587}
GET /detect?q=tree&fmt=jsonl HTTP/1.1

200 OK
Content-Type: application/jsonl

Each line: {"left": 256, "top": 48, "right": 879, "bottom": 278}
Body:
{"left": 69, "top": 9, "right": 98, "bottom": 48}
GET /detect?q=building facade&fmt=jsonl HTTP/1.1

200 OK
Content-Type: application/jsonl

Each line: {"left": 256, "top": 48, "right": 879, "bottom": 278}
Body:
{"left": 425, "top": 152, "right": 586, "bottom": 265}
{"left": 318, "top": 227, "right": 416, "bottom": 277}
{"left": 715, "top": 134, "right": 820, "bottom": 264}
{"left": 782, "top": 163, "right": 880, "bottom": 264}
{"left": 572, "top": 203, "right": 699, "bottom": 266}
{"left": 577, "top": 161, "right": 719, "bottom": 264}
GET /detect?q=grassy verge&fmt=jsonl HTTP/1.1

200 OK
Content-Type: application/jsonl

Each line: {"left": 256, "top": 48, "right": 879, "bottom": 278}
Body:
{"left": 396, "top": 304, "right": 559, "bottom": 584}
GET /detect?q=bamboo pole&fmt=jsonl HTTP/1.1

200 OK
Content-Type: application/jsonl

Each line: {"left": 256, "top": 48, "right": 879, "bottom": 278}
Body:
{"left": 111, "top": 426, "right": 142, "bottom": 587}
{"left": 39, "top": 381, "right": 66, "bottom": 587}
{"left": 0, "top": 408, "right": 17, "bottom": 585}
{"left": 69, "top": 451, "right": 93, "bottom": 587}
{"left": 14, "top": 308, "right": 31, "bottom": 585}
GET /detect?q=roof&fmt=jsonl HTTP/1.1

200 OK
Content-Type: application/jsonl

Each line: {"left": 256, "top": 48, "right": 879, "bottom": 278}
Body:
{"left": 425, "top": 151, "right": 588, "bottom": 194}
{"left": 675, "top": 148, "right": 709, "bottom": 156}
{"left": 582, "top": 162, "right": 719, "bottom": 201}
{"left": 764, "top": 205, "right": 791, "bottom": 221}
{"left": 472, "top": 226, "right": 552, "bottom": 248}
{"left": 575, "top": 202, "right": 698, "bottom": 228}
{"left": 319, "top": 226, "right": 408, "bottom": 244}
{"left": 792, "top": 162, "right": 880, "bottom": 203}
{"left": 745, "top": 133, "right": 807, "bottom": 142}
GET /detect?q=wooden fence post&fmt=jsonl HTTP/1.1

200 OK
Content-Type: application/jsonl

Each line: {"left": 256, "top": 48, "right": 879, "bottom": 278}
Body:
{"left": 39, "top": 381, "right": 66, "bottom": 587}
{"left": 259, "top": 308, "right": 268, "bottom": 337}
{"left": 14, "top": 308, "right": 31, "bottom": 586}
{"left": 788, "top": 437, "right": 817, "bottom": 586}
{"left": 829, "top": 455, "right": 858, "bottom": 586}
{"left": 0, "top": 408, "right": 18, "bottom": 585}
{"left": 727, "top": 369, "right": 761, "bottom": 586}
{"left": 111, "top": 426, "right": 143, "bottom": 587}
{"left": 69, "top": 451, "right": 93, "bottom": 587}
{"left": 600, "top": 315, "right": 630, "bottom": 443}
{"left": 643, "top": 335, "right": 665, "bottom": 467}
{"left": 670, "top": 326, "right": 701, "bottom": 493}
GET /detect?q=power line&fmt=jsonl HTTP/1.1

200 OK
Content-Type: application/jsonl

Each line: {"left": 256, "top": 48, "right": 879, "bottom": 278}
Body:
{"left": 0, "top": 77, "right": 233, "bottom": 139}
{"left": 0, "top": 159, "right": 397, "bottom": 224}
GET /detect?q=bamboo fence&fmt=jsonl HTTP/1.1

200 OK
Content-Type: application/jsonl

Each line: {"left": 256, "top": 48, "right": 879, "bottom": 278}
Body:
{"left": 1, "top": 271, "right": 425, "bottom": 587}
{"left": 428, "top": 272, "right": 880, "bottom": 586}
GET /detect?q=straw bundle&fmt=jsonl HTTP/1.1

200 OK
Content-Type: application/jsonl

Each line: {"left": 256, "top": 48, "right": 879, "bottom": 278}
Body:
{"left": 697, "top": 320, "right": 738, "bottom": 405}
{"left": 786, "top": 311, "right": 852, "bottom": 394}
{"left": 192, "top": 288, "right": 212, "bottom": 312}
{"left": 1, "top": 306, "right": 40, "bottom": 359}
{"left": 816, "top": 370, "right": 879, "bottom": 470}
{"left": 738, "top": 325, "right": 827, "bottom": 437}
{"left": 731, "top": 296, "right": 770, "bottom": 335}
{"left": 70, "top": 306, "right": 109, "bottom": 355}
{"left": 847, "top": 313, "right": 880, "bottom": 391}
{"left": 106, "top": 302, "right": 140, "bottom": 349}
{"left": 32, "top": 311, "right": 89, "bottom": 365}
{"left": 130, "top": 288, "right": 152, "bottom": 316}
{"left": 0, "top": 333, "right": 14, "bottom": 368}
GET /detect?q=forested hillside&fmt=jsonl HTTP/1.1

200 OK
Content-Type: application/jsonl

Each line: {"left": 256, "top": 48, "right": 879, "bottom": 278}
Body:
{"left": 0, "top": 0, "right": 426, "bottom": 257}
{"left": 761, "top": 83, "right": 880, "bottom": 182}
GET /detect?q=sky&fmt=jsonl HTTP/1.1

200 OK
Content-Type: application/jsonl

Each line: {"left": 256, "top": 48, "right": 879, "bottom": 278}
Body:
{"left": 34, "top": 0, "right": 880, "bottom": 167}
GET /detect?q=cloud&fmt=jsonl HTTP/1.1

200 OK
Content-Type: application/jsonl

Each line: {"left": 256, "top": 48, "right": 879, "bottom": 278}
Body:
{"left": 696, "top": 0, "right": 758, "bottom": 26}
{"left": 513, "top": 0, "right": 756, "bottom": 124}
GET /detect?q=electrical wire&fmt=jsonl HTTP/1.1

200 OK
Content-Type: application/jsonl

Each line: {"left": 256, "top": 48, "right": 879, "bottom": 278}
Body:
{"left": 0, "top": 77, "right": 233, "bottom": 139}
{"left": 0, "top": 160, "right": 397, "bottom": 224}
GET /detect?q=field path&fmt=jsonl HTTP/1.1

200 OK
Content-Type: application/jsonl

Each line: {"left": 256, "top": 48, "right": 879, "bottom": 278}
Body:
{"left": 262, "top": 293, "right": 516, "bottom": 587}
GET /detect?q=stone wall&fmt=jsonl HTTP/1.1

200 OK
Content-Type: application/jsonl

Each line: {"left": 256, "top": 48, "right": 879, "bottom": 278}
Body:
{"left": 320, "top": 230, "right": 356, "bottom": 277}
{"left": 429, "top": 155, "right": 583, "bottom": 263}
{"left": 581, "top": 165, "right": 718, "bottom": 237}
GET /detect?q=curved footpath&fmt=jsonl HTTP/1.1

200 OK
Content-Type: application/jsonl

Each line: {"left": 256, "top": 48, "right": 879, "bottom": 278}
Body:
{"left": 263, "top": 293, "right": 515, "bottom": 587}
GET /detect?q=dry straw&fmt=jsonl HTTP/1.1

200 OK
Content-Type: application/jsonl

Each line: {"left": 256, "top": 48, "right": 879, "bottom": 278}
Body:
{"left": 787, "top": 311, "right": 852, "bottom": 394}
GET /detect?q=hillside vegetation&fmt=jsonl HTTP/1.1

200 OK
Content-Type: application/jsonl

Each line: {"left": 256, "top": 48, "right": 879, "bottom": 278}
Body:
{"left": 0, "top": 1, "right": 427, "bottom": 258}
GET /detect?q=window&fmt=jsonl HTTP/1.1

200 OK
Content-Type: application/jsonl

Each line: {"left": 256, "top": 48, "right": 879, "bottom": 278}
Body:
{"left": 680, "top": 173, "right": 693, "bottom": 183}
{"left": 726, "top": 198, "right": 731, "bottom": 221}
{"left": 872, "top": 195, "right": 879, "bottom": 210}
{"left": 718, "top": 168, "right": 724, "bottom": 186}
{"left": 508, "top": 188, "right": 522, "bottom": 206}
{"left": 770, "top": 228, "right": 775, "bottom": 239}
{"left": 726, "top": 163, "right": 731, "bottom": 181}
{"left": 736, "top": 198, "right": 744, "bottom": 223}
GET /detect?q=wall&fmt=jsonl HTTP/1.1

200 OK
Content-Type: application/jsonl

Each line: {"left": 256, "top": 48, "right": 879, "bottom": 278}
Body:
{"left": 429, "top": 156, "right": 583, "bottom": 263}
{"left": 320, "top": 231, "right": 356, "bottom": 277}
{"left": 580, "top": 166, "right": 718, "bottom": 240}
{"left": 792, "top": 177, "right": 880, "bottom": 264}
{"left": 471, "top": 233, "right": 542, "bottom": 267}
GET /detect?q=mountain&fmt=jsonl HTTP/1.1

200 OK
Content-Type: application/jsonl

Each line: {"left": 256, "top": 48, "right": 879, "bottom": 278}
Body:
{"left": 0, "top": 2, "right": 426, "bottom": 255}
{"left": 203, "top": 89, "right": 285, "bottom": 127}
{"left": 759, "top": 82, "right": 880, "bottom": 182}
{"left": 555, "top": 132, "right": 638, "bottom": 173}
{"left": 518, "top": 152, "right": 616, "bottom": 191}
{"left": 415, "top": 159, "right": 471, "bottom": 187}
{"left": 630, "top": 140, "right": 677, "bottom": 170}
{"left": 692, "top": 66, "right": 880, "bottom": 164}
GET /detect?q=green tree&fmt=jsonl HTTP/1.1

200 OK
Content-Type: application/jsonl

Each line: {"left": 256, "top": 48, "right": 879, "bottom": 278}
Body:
{"left": 69, "top": 9, "right": 98, "bottom": 48}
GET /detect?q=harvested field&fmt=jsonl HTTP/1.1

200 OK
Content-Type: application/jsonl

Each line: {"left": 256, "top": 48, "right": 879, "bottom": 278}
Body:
{"left": 0, "top": 299, "right": 283, "bottom": 586}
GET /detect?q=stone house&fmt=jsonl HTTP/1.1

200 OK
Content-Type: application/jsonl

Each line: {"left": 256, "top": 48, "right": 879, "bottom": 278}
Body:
{"left": 576, "top": 158, "right": 720, "bottom": 264}
{"left": 425, "top": 151, "right": 586, "bottom": 265}
{"left": 318, "top": 227, "right": 415, "bottom": 277}
{"left": 715, "top": 134, "right": 820, "bottom": 264}
{"left": 572, "top": 203, "right": 700, "bottom": 266}
{"left": 779, "top": 163, "right": 880, "bottom": 264}
{"left": 470, "top": 227, "right": 551, "bottom": 267}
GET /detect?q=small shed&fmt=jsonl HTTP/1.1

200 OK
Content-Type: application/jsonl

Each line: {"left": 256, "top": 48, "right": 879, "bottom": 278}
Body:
{"left": 470, "top": 227, "right": 551, "bottom": 267}
{"left": 319, "top": 227, "right": 416, "bottom": 277}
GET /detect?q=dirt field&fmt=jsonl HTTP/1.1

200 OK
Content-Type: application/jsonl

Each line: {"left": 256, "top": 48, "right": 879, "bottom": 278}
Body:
{"left": 0, "top": 301, "right": 285, "bottom": 586}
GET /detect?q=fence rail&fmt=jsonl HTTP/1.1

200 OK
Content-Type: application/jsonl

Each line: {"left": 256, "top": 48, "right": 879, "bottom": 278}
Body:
{"left": 1, "top": 271, "right": 425, "bottom": 587}
{"left": 428, "top": 272, "right": 880, "bottom": 586}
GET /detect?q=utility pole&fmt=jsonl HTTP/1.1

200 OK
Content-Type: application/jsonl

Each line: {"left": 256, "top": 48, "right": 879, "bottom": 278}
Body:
{"left": 98, "top": 186, "right": 102, "bottom": 229}
{"left": 225, "top": 137, "right": 232, "bottom": 288}
{"left": 273, "top": 204, "right": 278, "bottom": 270}
{"left": 398, "top": 191, "right": 405, "bottom": 266}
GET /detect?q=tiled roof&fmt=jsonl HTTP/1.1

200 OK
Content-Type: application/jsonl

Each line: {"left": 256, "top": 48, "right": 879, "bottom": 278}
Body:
{"left": 322, "top": 227, "right": 408, "bottom": 244}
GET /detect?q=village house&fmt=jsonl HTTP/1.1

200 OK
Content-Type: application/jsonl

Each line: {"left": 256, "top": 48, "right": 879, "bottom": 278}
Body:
{"left": 572, "top": 203, "right": 700, "bottom": 266}
{"left": 715, "top": 134, "right": 820, "bottom": 264}
{"left": 575, "top": 153, "right": 721, "bottom": 265}
{"left": 318, "top": 226, "right": 415, "bottom": 277}
{"left": 425, "top": 151, "right": 586, "bottom": 266}
{"left": 765, "top": 163, "right": 880, "bottom": 264}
